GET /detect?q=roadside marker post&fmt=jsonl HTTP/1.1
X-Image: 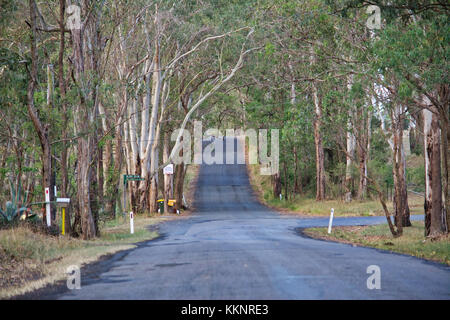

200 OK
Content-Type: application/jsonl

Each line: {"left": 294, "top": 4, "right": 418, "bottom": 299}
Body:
{"left": 328, "top": 208, "right": 334, "bottom": 234}
{"left": 45, "top": 188, "right": 51, "bottom": 227}
{"left": 130, "top": 211, "right": 134, "bottom": 234}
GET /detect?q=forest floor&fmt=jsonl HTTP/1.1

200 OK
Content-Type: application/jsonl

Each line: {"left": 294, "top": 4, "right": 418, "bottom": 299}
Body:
{"left": 247, "top": 163, "right": 424, "bottom": 217}
{"left": 0, "top": 165, "right": 201, "bottom": 299}
{"left": 303, "top": 221, "right": 450, "bottom": 265}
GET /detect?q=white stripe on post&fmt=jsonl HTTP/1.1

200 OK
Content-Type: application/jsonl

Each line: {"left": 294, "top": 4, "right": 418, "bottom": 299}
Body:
{"left": 328, "top": 208, "right": 334, "bottom": 234}
{"left": 45, "top": 187, "right": 51, "bottom": 227}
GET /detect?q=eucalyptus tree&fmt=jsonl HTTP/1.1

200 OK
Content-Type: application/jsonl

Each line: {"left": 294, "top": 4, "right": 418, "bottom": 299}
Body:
{"left": 366, "top": 1, "right": 449, "bottom": 236}
{"left": 106, "top": 0, "right": 257, "bottom": 214}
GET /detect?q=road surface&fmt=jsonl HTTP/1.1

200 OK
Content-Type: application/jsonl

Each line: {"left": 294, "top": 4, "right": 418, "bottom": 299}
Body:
{"left": 45, "top": 138, "right": 449, "bottom": 299}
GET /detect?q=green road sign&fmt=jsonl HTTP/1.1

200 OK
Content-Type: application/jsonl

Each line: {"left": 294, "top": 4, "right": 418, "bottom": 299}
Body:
{"left": 123, "top": 175, "right": 145, "bottom": 213}
{"left": 124, "top": 174, "right": 145, "bottom": 184}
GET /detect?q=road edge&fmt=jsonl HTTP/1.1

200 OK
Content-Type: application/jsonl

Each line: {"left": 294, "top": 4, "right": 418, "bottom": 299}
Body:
{"left": 297, "top": 226, "right": 450, "bottom": 267}
{"left": 7, "top": 223, "right": 166, "bottom": 300}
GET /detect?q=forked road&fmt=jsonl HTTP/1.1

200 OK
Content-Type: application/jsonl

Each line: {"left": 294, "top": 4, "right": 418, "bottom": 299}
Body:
{"left": 50, "top": 138, "right": 449, "bottom": 299}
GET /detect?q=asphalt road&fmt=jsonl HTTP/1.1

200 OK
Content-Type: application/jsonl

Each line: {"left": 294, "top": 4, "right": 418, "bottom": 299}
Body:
{"left": 49, "top": 138, "right": 449, "bottom": 299}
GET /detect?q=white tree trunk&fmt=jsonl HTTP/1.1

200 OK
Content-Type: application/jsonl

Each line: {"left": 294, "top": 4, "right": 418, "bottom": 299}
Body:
{"left": 345, "top": 75, "right": 355, "bottom": 202}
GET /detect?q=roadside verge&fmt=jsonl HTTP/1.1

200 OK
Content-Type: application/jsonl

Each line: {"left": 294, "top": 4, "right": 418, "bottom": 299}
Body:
{"left": 302, "top": 221, "right": 449, "bottom": 265}
{"left": 246, "top": 162, "right": 424, "bottom": 218}
{"left": 0, "top": 216, "right": 162, "bottom": 299}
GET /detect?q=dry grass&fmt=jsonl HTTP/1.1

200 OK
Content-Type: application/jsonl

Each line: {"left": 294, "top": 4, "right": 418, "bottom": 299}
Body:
{"left": 304, "top": 221, "right": 450, "bottom": 265}
{"left": 0, "top": 215, "right": 162, "bottom": 299}
{"left": 247, "top": 163, "right": 424, "bottom": 217}
{"left": 267, "top": 194, "right": 424, "bottom": 217}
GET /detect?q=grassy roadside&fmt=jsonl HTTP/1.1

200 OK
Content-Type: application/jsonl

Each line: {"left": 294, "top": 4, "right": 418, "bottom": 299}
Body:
{"left": 303, "top": 221, "right": 450, "bottom": 265}
{"left": 0, "top": 215, "right": 163, "bottom": 299}
{"left": 247, "top": 163, "right": 424, "bottom": 217}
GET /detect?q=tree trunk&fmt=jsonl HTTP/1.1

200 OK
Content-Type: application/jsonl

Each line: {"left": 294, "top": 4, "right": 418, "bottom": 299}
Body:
{"left": 365, "top": 108, "right": 372, "bottom": 198}
{"left": 163, "top": 131, "right": 173, "bottom": 213}
{"left": 273, "top": 172, "right": 282, "bottom": 199}
{"left": 77, "top": 138, "right": 96, "bottom": 239}
{"left": 103, "top": 138, "right": 114, "bottom": 215}
{"left": 423, "top": 108, "right": 445, "bottom": 237}
{"left": 98, "top": 101, "right": 115, "bottom": 216}
{"left": 293, "top": 147, "right": 302, "bottom": 194}
{"left": 356, "top": 108, "right": 368, "bottom": 200}
{"left": 345, "top": 118, "right": 355, "bottom": 202}
{"left": 139, "top": 15, "right": 162, "bottom": 211}
{"left": 97, "top": 144, "right": 104, "bottom": 210}
{"left": 391, "top": 107, "right": 405, "bottom": 235}
{"left": 312, "top": 87, "right": 326, "bottom": 201}
{"left": 113, "top": 122, "right": 124, "bottom": 214}
{"left": 47, "top": 64, "right": 57, "bottom": 222}
{"left": 27, "top": 0, "right": 54, "bottom": 225}
{"left": 90, "top": 135, "right": 100, "bottom": 236}
{"left": 440, "top": 100, "right": 449, "bottom": 232}
{"left": 69, "top": 1, "right": 103, "bottom": 239}
{"left": 175, "top": 163, "right": 185, "bottom": 211}
{"left": 283, "top": 161, "right": 288, "bottom": 201}
{"left": 149, "top": 168, "right": 159, "bottom": 214}
{"left": 58, "top": 0, "right": 69, "bottom": 235}
{"left": 310, "top": 47, "right": 326, "bottom": 201}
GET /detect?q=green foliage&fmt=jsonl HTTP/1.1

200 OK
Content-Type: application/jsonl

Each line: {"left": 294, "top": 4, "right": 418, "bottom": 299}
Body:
{"left": 0, "top": 0, "right": 18, "bottom": 27}
{"left": 0, "top": 48, "right": 28, "bottom": 107}
{"left": 0, "top": 179, "right": 36, "bottom": 225}
{"left": 371, "top": 9, "right": 448, "bottom": 99}
{"left": 407, "top": 164, "right": 425, "bottom": 192}
{"left": 0, "top": 0, "right": 446, "bottom": 240}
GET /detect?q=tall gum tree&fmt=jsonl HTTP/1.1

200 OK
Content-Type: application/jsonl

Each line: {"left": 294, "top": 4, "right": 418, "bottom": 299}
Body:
{"left": 69, "top": 0, "right": 106, "bottom": 239}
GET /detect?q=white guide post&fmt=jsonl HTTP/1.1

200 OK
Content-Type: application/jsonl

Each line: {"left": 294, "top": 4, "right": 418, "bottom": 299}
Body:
{"left": 328, "top": 208, "right": 334, "bottom": 234}
{"left": 45, "top": 187, "right": 51, "bottom": 227}
{"left": 130, "top": 211, "right": 134, "bottom": 234}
